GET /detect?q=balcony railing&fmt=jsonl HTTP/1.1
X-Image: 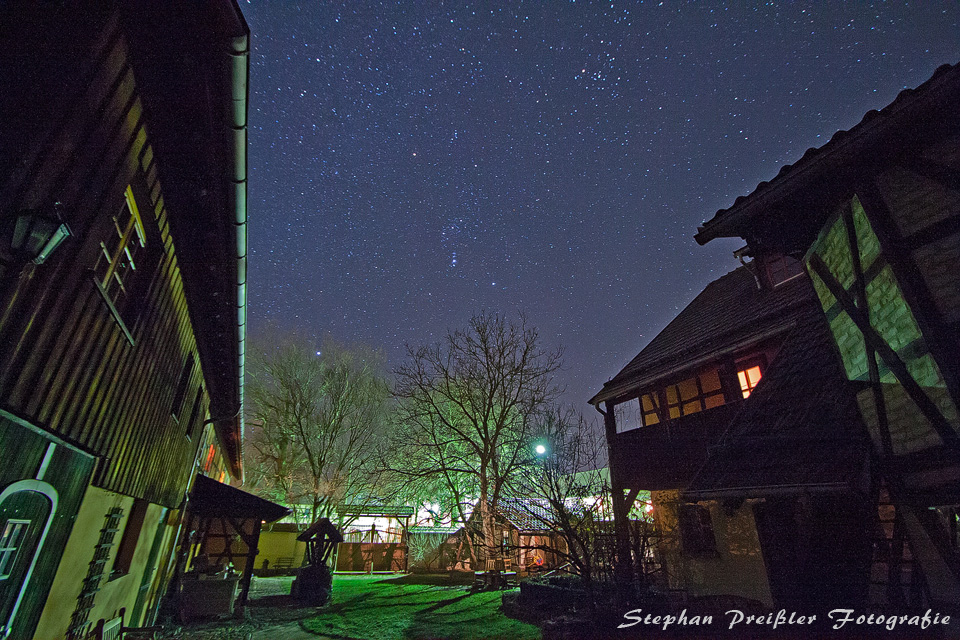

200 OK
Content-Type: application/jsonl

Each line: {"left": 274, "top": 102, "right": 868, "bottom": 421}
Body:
{"left": 611, "top": 403, "right": 740, "bottom": 490}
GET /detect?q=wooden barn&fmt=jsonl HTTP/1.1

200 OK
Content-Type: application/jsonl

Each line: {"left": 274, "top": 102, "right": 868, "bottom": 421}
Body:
{"left": 0, "top": 2, "right": 256, "bottom": 638}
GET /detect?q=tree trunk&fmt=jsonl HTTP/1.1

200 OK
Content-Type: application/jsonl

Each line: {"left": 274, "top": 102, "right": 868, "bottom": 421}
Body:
{"left": 479, "top": 474, "right": 497, "bottom": 567}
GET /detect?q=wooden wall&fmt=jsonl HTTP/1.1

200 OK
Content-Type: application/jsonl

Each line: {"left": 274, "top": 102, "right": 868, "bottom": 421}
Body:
{"left": 0, "top": 6, "right": 217, "bottom": 507}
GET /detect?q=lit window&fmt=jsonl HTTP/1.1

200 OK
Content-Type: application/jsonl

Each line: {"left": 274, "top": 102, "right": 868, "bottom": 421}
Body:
{"left": 738, "top": 365, "right": 763, "bottom": 398}
{"left": 94, "top": 185, "right": 146, "bottom": 306}
{"left": 663, "top": 369, "right": 725, "bottom": 420}
{"left": 640, "top": 392, "right": 661, "bottom": 426}
{"left": 204, "top": 444, "right": 215, "bottom": 472}
{"left": 0, "top": 520, "right": 30, "bottom": 580}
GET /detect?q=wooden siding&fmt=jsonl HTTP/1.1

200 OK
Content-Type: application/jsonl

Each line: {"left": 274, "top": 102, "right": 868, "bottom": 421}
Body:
{"left": 0, "top": 9, "right": 217, "bottom": 507}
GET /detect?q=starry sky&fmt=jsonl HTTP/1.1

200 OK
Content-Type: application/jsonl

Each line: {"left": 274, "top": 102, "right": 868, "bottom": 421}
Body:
{"left": 242, "top": 1, "right": 960, "bottom": 410}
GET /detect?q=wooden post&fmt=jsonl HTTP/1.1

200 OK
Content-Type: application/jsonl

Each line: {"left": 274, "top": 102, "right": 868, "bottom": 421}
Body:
{"left": 237, "top": 518, "right": 261, "bottom": 607}
{"left": 602, "top": 400, "right": 635, "bottom": 587}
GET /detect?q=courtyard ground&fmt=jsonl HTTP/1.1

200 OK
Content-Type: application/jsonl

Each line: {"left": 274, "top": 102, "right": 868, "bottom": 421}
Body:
{"left": 172, "top": 573, "right": 541, "bottom": 640}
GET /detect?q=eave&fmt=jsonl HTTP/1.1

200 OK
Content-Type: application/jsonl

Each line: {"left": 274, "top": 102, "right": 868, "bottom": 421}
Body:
{"left": 695, "top": 62, "right": 960, "bottom": 247}
{"left": 120, "top": 1, "right": 249, "bottom": 481}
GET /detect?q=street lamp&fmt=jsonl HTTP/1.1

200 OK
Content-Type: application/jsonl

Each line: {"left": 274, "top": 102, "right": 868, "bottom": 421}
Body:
{"left": 10, "top": 203, "right": 72, "bottom": 265}
{"left": 534, "top": 444, "right": 546, "bottom": 456}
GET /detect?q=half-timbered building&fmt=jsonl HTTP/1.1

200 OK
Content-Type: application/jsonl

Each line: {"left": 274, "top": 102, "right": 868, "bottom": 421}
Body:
{"left": 593, "top": 63, "right": 960, "bottom": 611}
{"left": 0, "top": 2, "right": 251, "bottom": 638}
{"left": 694, "top": 61, "right": 960, "bottom": 610}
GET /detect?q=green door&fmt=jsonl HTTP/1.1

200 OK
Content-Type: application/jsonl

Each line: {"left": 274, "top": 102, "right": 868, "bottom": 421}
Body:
{"left": 0, "top": 489, "right": 53, "bottom": 638}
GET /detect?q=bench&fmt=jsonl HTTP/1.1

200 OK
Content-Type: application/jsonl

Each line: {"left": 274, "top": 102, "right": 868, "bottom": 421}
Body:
{"left": 274, "top": 556, "right": 295, "bottom": 570}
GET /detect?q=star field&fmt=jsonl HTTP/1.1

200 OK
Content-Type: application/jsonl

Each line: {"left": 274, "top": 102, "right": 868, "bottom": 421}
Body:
{"left": 243, "top": 1, "right": 960, "bottom": 407}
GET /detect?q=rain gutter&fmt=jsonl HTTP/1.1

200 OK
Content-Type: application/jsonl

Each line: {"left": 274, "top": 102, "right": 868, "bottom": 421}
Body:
{"left": 225, "top": 15, "right": 249, "bottom": 484}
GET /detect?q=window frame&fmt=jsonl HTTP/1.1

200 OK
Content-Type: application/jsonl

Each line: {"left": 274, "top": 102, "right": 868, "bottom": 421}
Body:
{"left": 91, "top": 181, "right": 163, "bottom": 345}
{"left": 109, "top": 500, "right": 148, "bottom": 580}
{"left": 736, "top": 356, "right": 766, "bottom": 399}
{"left": 0, "top": 520, "right": 31, "bottom": 580}
{"left": 764, "top": 253, "right": 805, "bottom": 287}
{"left": 662, "top": 369, "right": 726, "bottom": 422}
{"left": 171, "top": 353, "right": 195, "bottom": 421}
{"left": 94, "top": 185, "right": 147, "bottom": 307}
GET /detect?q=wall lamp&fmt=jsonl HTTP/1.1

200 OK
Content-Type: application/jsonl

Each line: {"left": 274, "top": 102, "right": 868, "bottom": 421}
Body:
{"left": 11, "top": 203, "right": 72, "bottom": 265}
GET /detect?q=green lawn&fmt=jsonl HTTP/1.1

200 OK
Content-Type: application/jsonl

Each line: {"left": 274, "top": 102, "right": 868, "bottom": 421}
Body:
{"left": 302, "top": 574, "right": 541, "bottom": 640}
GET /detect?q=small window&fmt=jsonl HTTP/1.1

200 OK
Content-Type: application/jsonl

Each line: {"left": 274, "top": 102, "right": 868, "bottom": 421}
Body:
{"left": 204, "top": 444, "right": 216, "bottom": 472}
{"left": 110, "top": 500, "right": 148, "bottom": 579}
{"left": 738, "top": 364, "right": 763, "bottom": 398}
{"left": 94, "top": 186, "right": 147, "bottom": 307}
{"left": 171, "top": 353, "right": 195, "bottom": 419}
{"left": 679, "top": 504, "right": 716, "bottom": 555}
{"left": 614, "top": 399, "right": 643, "bottom": 433}
{"left": 640, "top": 393, "right": 661, "bottom": 426}
{"left": 765, "top": 254, "right": 804, "bottom": 286}
{"left": 0, "top": 520, "right": 30, "bottom": 579}
{"left": 186, "top": 386, "right": 204, "bottom": 438}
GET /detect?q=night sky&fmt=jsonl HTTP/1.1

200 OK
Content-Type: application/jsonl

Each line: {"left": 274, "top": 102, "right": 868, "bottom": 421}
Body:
{"left": 242, "top": 1, "right": 960, "bottom": 410}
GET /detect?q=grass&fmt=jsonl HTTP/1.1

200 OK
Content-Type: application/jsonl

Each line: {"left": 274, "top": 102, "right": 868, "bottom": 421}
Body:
{"left": 301, "top": 574, "right": 542, "bottom": 640}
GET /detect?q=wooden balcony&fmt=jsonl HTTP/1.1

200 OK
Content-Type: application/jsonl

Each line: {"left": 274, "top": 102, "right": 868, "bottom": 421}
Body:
{"left": 611, "top": 403, "right": 740, "bottom": 491}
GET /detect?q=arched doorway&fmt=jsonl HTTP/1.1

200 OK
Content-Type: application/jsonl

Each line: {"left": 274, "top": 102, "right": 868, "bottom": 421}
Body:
{"left": 0, "top": 481, "right": 58, "bottom": 639}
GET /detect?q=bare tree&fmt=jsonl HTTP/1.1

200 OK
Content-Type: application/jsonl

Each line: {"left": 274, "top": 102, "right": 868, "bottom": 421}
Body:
{"left": 245, "top": 332, "right": 393, "bottom": 531}
{"left": 514, "top": 407, "right": 660, "bottom": 601}
{"left": 392, "top": 312, "right": 562, "bottom": 568}
{"left": 515, "top": 408, "right": 610, "bottom": 587}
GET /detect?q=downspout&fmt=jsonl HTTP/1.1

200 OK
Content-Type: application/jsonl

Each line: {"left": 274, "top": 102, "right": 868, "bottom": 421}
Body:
{"left": 228, "top": 30, "right": 249, "bottom": 484}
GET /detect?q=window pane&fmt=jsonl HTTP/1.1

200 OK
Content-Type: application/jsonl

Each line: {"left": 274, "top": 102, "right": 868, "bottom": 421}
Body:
{"left": 678, "top": 378, "right": 699, "bottom": 401}
{"left": 614, "top": 399, "right": 642, "bottom": 433}
{"left": 738, "top": 365, "right": 763, "bottom": 398}
{"left": 699, "top": 369, "right": 722, "bottom": 393}
{"left": 0, "top": 520, "right": 30, "bottom": 578}
{"left": 641, "top": 394, "right": 655, "bottom": 412}
{"left": 704, "top": 394, "right": 725, "bottom": 409}
{"left": 682, "top": 400, "right": 701, "bottom": 415}
{"left": 666, "top": 386, "right": 678, "bottom": 404}
{"left": 669, "top": 406, "right": 681, "bottom": 419}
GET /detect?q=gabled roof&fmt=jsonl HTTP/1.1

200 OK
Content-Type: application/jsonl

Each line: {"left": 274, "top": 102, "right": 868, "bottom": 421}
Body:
{"left": 695, "top": 62, "right": 960, "bottom": 247}
{"left": 190, "top": 473, "right": 290, "bottom": 522}
{"left": 408, "top": 526, "right": 461, "bottom": 536}
{"left": 496, "top": 498, "right": 554, "bottom": 532}
{"left": 685, "top": 308, "right": 869, "bottom": 499}
{"left": 591, "top": 266, "right": 814, "bottom": 405}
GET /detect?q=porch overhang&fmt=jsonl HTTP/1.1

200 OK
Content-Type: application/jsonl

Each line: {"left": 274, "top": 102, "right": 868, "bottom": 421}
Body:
{"left": 189, "top": 473, "right": 289, "bottom": 523}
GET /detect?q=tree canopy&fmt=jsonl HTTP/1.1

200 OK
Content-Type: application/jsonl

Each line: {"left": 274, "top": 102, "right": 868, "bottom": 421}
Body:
{"left": 391, "top": 312, "right": 563, "bottom": 565}
{"left": 245, "top": 332, "right": 392, "bottom": 527}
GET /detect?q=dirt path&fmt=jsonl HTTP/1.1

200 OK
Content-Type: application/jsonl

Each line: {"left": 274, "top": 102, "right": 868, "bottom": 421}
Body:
{"left": 248, "top": 620, "right": 330, "bottom": 640}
